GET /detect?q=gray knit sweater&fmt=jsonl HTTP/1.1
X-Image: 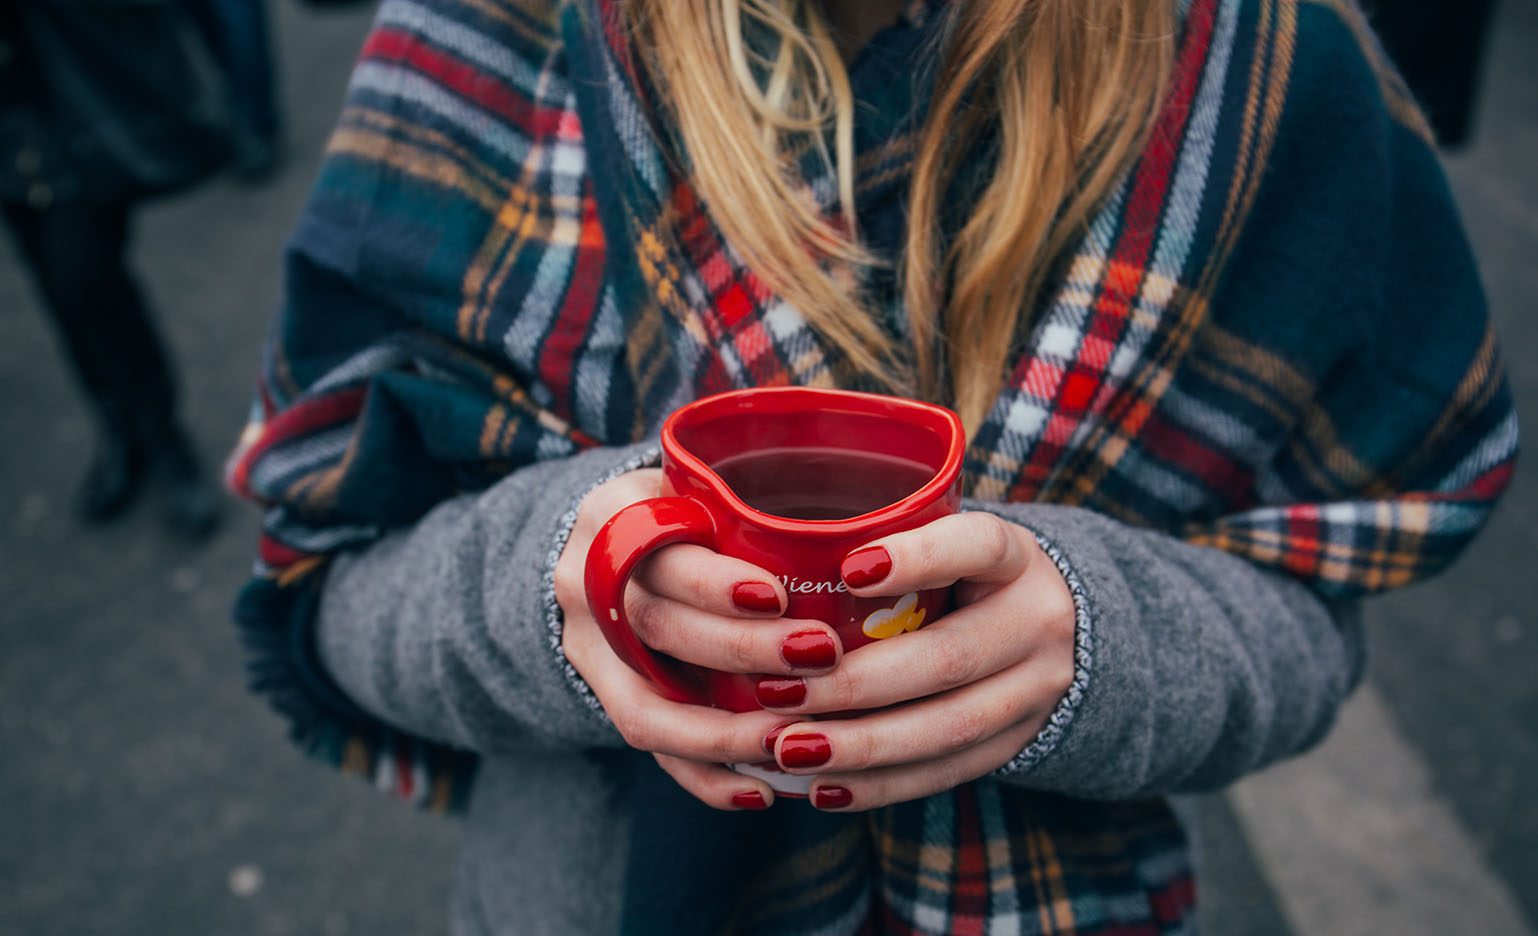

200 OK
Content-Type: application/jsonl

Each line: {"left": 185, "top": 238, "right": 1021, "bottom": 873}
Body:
{"left": 316, "top": 441, "right": 1365, "bottom": 935}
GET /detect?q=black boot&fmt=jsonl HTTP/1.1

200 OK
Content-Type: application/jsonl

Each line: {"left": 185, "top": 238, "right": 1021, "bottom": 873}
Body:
{"left": 77, "top": 420, "right": 145, "bottom": 523}
{"left": 145, "top": 424, "right": 222, "bottom": 540}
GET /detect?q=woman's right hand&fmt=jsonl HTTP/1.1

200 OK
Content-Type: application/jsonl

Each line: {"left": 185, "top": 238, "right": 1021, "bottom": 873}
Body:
{"left": 551, "top": 468, "right": 845, "bottom": 810}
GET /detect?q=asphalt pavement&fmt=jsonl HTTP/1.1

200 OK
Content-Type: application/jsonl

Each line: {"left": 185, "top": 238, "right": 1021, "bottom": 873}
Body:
{"left": 1, "top": 2, "right": 1534, "bottom": 934}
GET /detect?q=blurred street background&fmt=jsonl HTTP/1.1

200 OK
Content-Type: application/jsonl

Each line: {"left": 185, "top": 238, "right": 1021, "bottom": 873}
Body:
{"left": 2, "top": 1, "right": 1535, "bottom": 934}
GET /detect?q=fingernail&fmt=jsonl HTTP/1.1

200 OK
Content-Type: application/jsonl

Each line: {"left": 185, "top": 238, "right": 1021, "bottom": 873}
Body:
{"left": 778, "top": 732, "right": 831, "bottom": 769}
{"left": 731, "top": 790, "right": 769, "bottom": 811}
{"left": 781, "top": 630, "right": 837, "bottom": 669}
{"left": 813, "top": 786, "right": 853, "bottom": 810}
{"left": 732, "top": 581, "right": 781, "bottom": 614}
{"left": 763, "top": 723, "right": 793, "bottom": 755}
{"left": 755, "top": 677, "right": 807, "bottom": 708}
{"left": 841, "top": 546, "right": 892, "bottom": 588}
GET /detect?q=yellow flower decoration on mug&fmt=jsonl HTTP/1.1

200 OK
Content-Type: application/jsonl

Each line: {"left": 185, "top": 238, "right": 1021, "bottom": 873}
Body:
{"left": 862, "top": 592, "right": 927, "bottom": 640}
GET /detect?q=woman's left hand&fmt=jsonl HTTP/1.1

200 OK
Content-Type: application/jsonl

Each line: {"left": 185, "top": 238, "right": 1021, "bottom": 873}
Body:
{"left": 761, "top": 511, "right": 1078, "bottom": 810}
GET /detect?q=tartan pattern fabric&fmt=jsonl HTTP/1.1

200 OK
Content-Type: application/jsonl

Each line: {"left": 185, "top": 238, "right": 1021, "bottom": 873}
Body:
{"left": 867, "top": 789, "right": 1194, "bottom": 936}
{"left": 227, "top": 0, "right": 1517, "bottom": 931}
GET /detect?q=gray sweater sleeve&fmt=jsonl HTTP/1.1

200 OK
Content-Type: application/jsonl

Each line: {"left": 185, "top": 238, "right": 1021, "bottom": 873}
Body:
{"left": 975, "top": 501, "right": 1367, "bottom": 799}
{"left": 314, "top": 441, "right": 660, "bottom": 755}
{"left": 315, "top": 445, "right": 1365, "bottom": 798}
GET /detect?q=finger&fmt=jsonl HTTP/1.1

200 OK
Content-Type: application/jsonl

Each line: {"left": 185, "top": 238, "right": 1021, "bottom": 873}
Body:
{"left": 770, "top": 657, "right": 1066, "bottom": 775}
{"left": 840, "top": 512, "right": 1029, "bottom": 596}
{"left": 806, "top": 721, "right": 1038, "bottom": 812}
{"left": 756, "top": 594, "right": 1034, "bottom": 714}
{"left": 626, "top": 582, "right": 842, "bottom": 675}
{"left": 558, "top": 472, "right": 664, "bottom": 617}
{"left": 563, "top": 604, "right": 789, "bottom": 764}
{"left": 652, "top": 753, "right": 775, "bottom": 811}
{"left": 635, "top": 543, "right": 787, "bottom": 617}
{"left": 574, "top": 469, "right": 664, "bottom": 539}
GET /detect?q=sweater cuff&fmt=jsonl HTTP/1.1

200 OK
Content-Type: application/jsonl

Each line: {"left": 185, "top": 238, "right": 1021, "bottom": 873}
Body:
{"left": 989, "top": 528, "right": 1095, "bottom": 780}
{"left": 542, "top": 444, "right": 663, "bottom": 726}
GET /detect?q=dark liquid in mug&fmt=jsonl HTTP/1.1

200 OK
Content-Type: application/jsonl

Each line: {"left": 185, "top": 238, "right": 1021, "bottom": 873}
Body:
{"left": 711, "top": 447, "right": 936, "bottom": 520}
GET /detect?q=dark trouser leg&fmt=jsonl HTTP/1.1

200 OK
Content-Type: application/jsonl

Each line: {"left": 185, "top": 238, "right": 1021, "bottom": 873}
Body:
{"left": 2, "top": 199, "right": 179, "bottom": 441}
{"left": 217, "top": 0, "right": 280, "bottom": 142}
{"left": 2, "top": 198, "right": 217, "bottom": 535}
{"left": 186, "top": 0, "right": 281, "bottom": 175}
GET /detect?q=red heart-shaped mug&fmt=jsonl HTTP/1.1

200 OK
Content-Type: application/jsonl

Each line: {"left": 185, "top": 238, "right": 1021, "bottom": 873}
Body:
{"left": 584, "top": 387, "right": 965, "bottom": 794}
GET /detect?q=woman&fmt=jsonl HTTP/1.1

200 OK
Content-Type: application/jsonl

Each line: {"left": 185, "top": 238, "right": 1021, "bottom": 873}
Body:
{"left": 230, "top": 0, "right": 1517, "bottom": 932}
{"left": 2, "top": 0, "right": 225, "bottom": 537}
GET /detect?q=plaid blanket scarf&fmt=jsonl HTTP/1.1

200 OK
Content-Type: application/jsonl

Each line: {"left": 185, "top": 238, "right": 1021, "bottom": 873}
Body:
{"left": 228, "top": 0, "right": 1517, "bottom": 931}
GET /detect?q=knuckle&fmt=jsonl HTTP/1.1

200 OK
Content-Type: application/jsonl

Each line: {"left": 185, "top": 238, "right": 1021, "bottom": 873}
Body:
{"left": 932, "top": 635, "right": 978, "bottom": 688}
{"left": 560, "top": 605, "right": 589, "bottom": 644}
{"left": 730, "top": 625, "right": 759, "bottom": 673}
{"left": 576, "top": 483, "right": 613, "bottom": 523}
{"left": 588, "top": 477, "right": 642, "bottom": 525}
{"left": 1044, "top": 584, "right": 1077, "bottom": 632}
{"left": 828, "top": 662, "right": 862, "bottom": 709}
{"left": 843, "top": 728, "right": 879, "bottom": 771}
{"left": 709, "top": 726, "right": 738, "bottom": 764}
{"left": 687, "top": 563, "right": 720, "bottom": 609}
{"left": 560, "top": 627, "right": 586, "bottom": 668}
{"left": 915, "top": 534, "right": 944, "bottom": 577}
{"left": 629, "top": 595, "right": 669, "bottom": 645}
{"left": 936, "top": 756, "right": 971, "bottom": 794}
{"left": 613, "top": 707, "right": 656, "bottom": 751}
{"left": 942, "top": 706, "right": 991, "bottom": 751}
{"left": 552, "top": 562, "right": 582, "bottom": 613}
{"left": 979, "top": 515, "right": 1013, "bottom": 568}
{"left": 1047, "top": 653, "right": 1076, "bottom": 701}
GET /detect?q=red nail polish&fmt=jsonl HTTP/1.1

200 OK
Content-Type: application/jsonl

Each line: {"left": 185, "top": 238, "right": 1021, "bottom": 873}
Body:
{"left": 778, "top": 732, "right": 832, "bottom": 769}
{"left": 755, "top": 677, "right": 807, "bottom": 708}
{"left": 732, "top": 581, "right": 781, "bottom": 614}
{"left": 731, "top": 790, "right": 769, "bottom": 810}
{"left": 841, "top": 546, "right": 892, "bottom": 588}
{"left": 813, "top": 786, "right": 853, "bottom": 810}
{"left": 763, "top": 723, "right": 793, "bottom": 755}
{"left": 781, "top": 630, "right": 836, "bottom": 669}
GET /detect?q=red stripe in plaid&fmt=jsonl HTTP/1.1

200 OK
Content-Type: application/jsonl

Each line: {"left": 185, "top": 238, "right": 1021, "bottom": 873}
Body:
{"left": 1006, "top": 0, "right": 1221, "bottom": 502}
{"left": 537, "top": 194, "right": 607, "bottom": 422}
{"left": 228, "top": 386, "right": 367, "bottom": 499}
{"left": 1139, "top": 410, "right": 1256, "bottom": 506}
{"left": 257, "top": 535, "right": 311, "bottom": 570}
{"left": 950, "top": 786, "right": 989, "bottom": 934}
{"left": 362, "top": 28, "right": 565, "bottom": 137}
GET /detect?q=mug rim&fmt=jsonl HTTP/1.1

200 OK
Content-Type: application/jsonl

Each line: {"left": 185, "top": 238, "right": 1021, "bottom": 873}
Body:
{"left": 660, "top": 387, "right": 965, "bottom": 537}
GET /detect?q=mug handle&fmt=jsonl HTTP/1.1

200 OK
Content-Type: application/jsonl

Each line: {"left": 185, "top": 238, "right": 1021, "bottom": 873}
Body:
{"left": 583, "top": 496, "right": 718, "bottom": 705}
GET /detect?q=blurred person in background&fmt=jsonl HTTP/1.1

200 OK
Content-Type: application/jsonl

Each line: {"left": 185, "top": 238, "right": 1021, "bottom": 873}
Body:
{"left": 227, "top": 0, "right": 1518, "bottom": 932}
{"left": 185, "top": 0, "right": 284, "bottom": 180}
{"left": 1369, "top": 0, "right": 1497, "bottom": 148}
{"left": 1, "top": 0, "right": 226, "bottom": 538}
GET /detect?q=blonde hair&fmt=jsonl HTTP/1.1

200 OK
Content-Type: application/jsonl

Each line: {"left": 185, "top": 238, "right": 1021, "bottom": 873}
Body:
{"left": 625, "top": 0, "right": 1176, "bottom": 433}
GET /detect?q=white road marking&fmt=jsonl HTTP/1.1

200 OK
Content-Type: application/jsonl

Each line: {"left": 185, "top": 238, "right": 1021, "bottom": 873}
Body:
{"left": 1227, "top": 687, "right": 1534, "bottom": 936}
